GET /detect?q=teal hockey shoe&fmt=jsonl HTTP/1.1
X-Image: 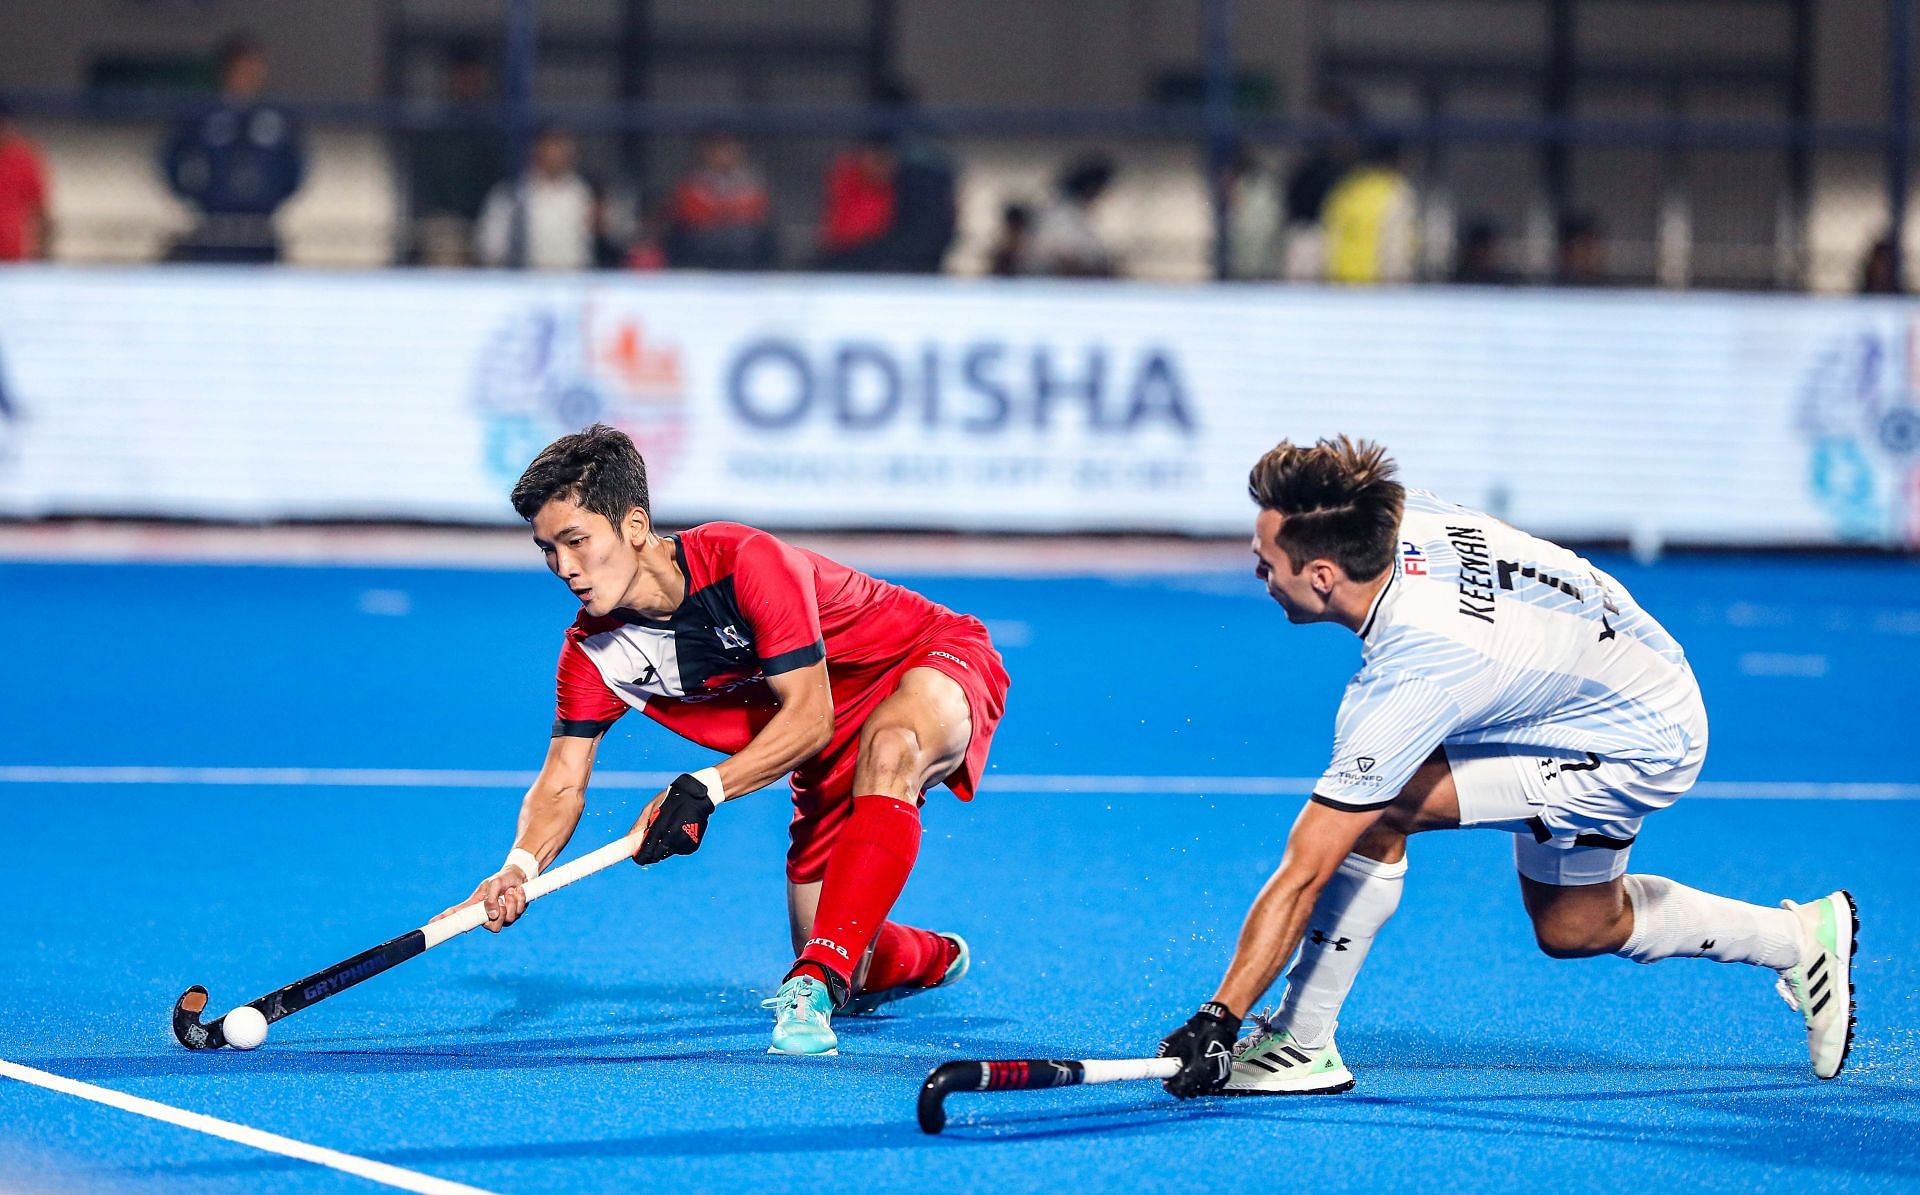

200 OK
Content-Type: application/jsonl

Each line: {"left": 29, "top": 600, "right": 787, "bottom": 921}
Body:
{"left": 764, "top": 974, "right": 839, "bottom": 1057}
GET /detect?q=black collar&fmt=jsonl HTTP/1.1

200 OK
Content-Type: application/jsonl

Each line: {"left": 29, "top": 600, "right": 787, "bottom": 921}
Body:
{"left": 615, "top": 533, "right": 689, "bottom": 628}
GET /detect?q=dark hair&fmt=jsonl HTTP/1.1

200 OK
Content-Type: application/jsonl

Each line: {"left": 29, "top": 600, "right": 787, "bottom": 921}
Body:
{"left": 216, "top": 34, "right": 264, "bottom": 76}
{"left": 1362, "top": 135, "right": 1403, "bottom": 166}
{"left": 511, "top": 423, "right": 651, "bottom": 527}
{"left": 1248, "top": 436, "right": 1404, "bottom": 581}
{"left": 1060, "top": 156, "right": 1116, "bottom": 203}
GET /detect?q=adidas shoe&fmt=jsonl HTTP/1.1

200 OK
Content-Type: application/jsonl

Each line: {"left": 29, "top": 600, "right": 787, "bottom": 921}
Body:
{"left": 843, "top": 933, "right": 971, "bottom": 1017}
{"left": 1224, "top": 1016, "right": 1355, "bottom": 1095}
{"left": 763, "top": 974, "right": 839, "bottom": 1057}
{"left": 1775, "top": 890, "right": 1858, "bottom": 1080}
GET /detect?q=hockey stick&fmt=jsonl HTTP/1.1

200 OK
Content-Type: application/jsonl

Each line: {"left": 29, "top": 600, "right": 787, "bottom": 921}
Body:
{"left": 917, "top": 1057, "right": 1181, "bottom": 1133}
{"left": 171, "top": 830, "right": 644, "bottom": 1050}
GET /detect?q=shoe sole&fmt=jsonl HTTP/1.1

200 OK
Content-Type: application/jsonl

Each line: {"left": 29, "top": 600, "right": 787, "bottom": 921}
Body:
{"left": 1822, "top": 889, "right": 1859, "bottom": 1081}
{"left": 1224, "top": 1075, "right": 1356, "bottom": 1097}
{"left": 767, "top": 1046, "right": 839, "bottom": 1057}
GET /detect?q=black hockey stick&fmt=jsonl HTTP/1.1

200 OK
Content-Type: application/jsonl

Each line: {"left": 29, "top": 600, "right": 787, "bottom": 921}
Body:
{"left": 171, "top": 830, "right": 643, "bottom": 1050}
{"left": 917, "top": 1057, "right": 1180, "bottom": 1133}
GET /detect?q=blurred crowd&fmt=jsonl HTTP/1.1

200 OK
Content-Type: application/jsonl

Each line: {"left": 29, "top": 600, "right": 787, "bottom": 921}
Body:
{"left": 0, "top": 38, "right": 1906, "bottom": 293}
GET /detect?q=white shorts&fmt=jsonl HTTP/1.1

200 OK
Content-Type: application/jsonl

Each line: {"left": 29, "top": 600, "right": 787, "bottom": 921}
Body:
{"left": 1446, "top": 741, "right": 1705, "bottom": 887}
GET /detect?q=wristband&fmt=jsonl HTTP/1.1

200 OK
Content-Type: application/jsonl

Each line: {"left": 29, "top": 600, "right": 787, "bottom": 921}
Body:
{"left": 502, "top": 847, "right": 541, "bottom": 883}
{"left": 690, "top": 766, "right": 727, "bottom": 806}
{"left": 1197, "top": 1001, "right": 1240, "bottom": 1025}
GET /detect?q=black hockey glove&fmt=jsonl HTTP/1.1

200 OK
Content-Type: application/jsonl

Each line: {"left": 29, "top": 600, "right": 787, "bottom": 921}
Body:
{"left": 1157, "top": 1002, "right": 1242, "bottom": 1099}
{"left": 635, "top": 773, "right": 719, "bottom": 865}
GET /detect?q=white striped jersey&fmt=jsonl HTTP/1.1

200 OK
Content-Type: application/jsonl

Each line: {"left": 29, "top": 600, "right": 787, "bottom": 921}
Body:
{"left": 1314, "top": 490, "right": 1706, "bottom": 811}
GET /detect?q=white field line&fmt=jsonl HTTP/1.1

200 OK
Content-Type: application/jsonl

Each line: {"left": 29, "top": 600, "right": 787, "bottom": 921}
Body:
{"left": 0, "top": 1058, "right": 499, "bottom": 1195}
{"left": 0, "top": 765, "right": 1914, "bottom": 801}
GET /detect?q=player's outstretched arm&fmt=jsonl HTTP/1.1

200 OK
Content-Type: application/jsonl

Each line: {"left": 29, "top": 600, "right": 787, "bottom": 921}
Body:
{"left": 1214, "top": 799, "right": 1378, "bottom": 1014}
{"left": 1159, "top": 798, "right": 1378, "bottom": 1097}
{"left": 437, "top": 732, "right": 600, "bottom": 932}
{"left": 631, "top": 660, "right": 834, "bottom": 864}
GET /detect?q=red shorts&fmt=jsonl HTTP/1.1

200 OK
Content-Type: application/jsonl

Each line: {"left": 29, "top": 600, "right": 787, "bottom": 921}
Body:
{"left": 784, "top": 616, "right": 1010, "bottom": 882}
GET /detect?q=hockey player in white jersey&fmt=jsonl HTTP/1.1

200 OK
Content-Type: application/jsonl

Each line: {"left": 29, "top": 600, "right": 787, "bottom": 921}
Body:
{"left": 1155, "top": 436, "right": 1856, "bottom": 1098}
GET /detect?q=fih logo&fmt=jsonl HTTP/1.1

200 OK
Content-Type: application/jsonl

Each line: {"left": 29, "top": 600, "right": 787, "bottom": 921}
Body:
{"left": 472, "top": 299, "right": 686, "bottom": 486}
{"left": 1797, "top": 320, "right": 1920, "bottom": 546}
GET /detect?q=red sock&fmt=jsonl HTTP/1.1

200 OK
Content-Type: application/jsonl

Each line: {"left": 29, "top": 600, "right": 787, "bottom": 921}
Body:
{"left": 864, "top": 922, "right": 959, "bottom": 991}
{"left": 795, "top": 795, "right": 921, "bottom": 989}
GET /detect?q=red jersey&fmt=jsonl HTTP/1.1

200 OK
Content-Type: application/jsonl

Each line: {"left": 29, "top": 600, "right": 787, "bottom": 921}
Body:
{"left": 819, "top": 153, "right": 893, "bottom": 252}
{"left": 552, "top": 522, "right": 965, "bottom": 754}
{"left": 0, "top": 135, "right": 49, "bottom": 262}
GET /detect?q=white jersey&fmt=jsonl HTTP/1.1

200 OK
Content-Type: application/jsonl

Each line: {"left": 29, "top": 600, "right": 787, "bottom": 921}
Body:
{"left": 1315, "top": 490, "right": 1706, "bottom": 810}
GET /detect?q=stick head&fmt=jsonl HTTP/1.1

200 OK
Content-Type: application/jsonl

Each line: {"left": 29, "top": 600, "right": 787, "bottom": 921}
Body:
{"left": 917, "top": 1061, "right": 980, "bottom": 1134}
{"left": 171, "top": 985, "right": 229, "bottom": 1050}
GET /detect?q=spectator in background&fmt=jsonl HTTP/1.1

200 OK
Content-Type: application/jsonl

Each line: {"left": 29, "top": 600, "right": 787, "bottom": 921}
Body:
{"left": 1022, "top": 155, "right": 1118, "bottom": 278}
{"left": 986, "top": 201, "right": 1032, "bottom": 277}
{"left": 589, "top": 179, "right": 631, "bottom": 270}
{"left": 1453, "top": 215, "right": 1516, "bottom": 285}
{"left": 817, "top": 82, "right": 957, "bottom": 274}
{"left": 1322, "top": 137, "right": 1416, "bottom": 285}
{"left": 1555, "top": 212, "right": 1608, "bottom": 286}
{"left": 162, "top": 34, "right": 304, "bottom": 263}
{"left": 1858, "top": 235, "right": 1903, "bottom": 295}
{"left": 410, "top": 42, "right": 506, "bottom": 266}
{"left": 1223, "top": 142, "right": 1280, "bottom": 281}
{"left": 1281, "top": 89, "right": 1362, "bottom": 281}
{"left": 666, "top": 129, "right": 776, "bottom": 271}
{"left": 879, "top": 81, "right": 960, "bottom": 273}
{"left": 625, "top": 198, "right": 672, "bottom": 271}
{"left": 819, "top": 133, "right": 895, "bottom": 266}
{"left": 0, "top": 102, "right": 51, "bottom": 262}
{"left": 475, "top": 125, "right": 594, "bottom": 271}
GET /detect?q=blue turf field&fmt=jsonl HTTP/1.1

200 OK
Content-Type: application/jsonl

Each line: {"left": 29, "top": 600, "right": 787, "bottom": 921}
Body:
{"left": 1, "top": 551, "right": 1917, "bottom": 1194}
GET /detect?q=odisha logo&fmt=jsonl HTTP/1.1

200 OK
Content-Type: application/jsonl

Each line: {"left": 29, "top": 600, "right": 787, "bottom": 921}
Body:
{"left": 472, "top": 300, "right": 685, "bottom": 485}
{"left": 1796, "top": 321, "right": 1920, "bottom": 545}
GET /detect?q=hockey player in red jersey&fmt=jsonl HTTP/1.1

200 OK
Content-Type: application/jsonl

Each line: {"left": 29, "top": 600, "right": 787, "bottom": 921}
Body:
{"left": 438, "top": 425, "right": 1009, "bottom": 1055}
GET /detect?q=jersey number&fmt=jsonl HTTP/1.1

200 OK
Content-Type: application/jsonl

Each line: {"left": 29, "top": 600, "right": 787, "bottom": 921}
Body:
{"left": 1495, "top": 560, "right": 1620, "bottom": 642}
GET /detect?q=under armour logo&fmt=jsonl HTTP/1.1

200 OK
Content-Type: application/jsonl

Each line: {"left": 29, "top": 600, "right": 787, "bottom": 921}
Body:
{"left": 1204, "top": 1039, "right": 1232, "bottom": 1082}
{"left": 1310, "top": 930, "right": 1351, "bottom": 951}
{"left": 716, "top": 624, "right": 750, "bottom": 649}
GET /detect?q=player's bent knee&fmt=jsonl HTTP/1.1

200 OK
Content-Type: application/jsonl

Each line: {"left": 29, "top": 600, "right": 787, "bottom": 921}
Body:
{"left": 859, "top": 723, "right": 927, "bottom": 781}
{"left": 1531, "top": 920, "right": 1615, "bottom": 959}
{"left": 1353, "top": 819, "right": 1407, "bottom": 863}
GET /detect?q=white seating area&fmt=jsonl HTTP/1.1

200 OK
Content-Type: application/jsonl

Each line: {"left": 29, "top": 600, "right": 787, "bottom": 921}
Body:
{"left": 17, "top": 115, "right": 1893, "bottom": 290}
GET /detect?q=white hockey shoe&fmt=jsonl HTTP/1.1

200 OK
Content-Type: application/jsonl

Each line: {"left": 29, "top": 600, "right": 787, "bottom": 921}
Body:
{"left": 1775, "top": 890, "right": 1858, "bottom": 1080}
{"left": 1224, "top": 1014, "right": 1356, "bottom": 1095}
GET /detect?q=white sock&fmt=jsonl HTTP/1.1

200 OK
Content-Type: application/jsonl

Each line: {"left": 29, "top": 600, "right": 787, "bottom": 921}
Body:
{"left": 1275, "top": 851, "right": 1406, "bottom": 1048}
{"left": 1618, "top": 874, "right": 1804, "bottom": 969}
